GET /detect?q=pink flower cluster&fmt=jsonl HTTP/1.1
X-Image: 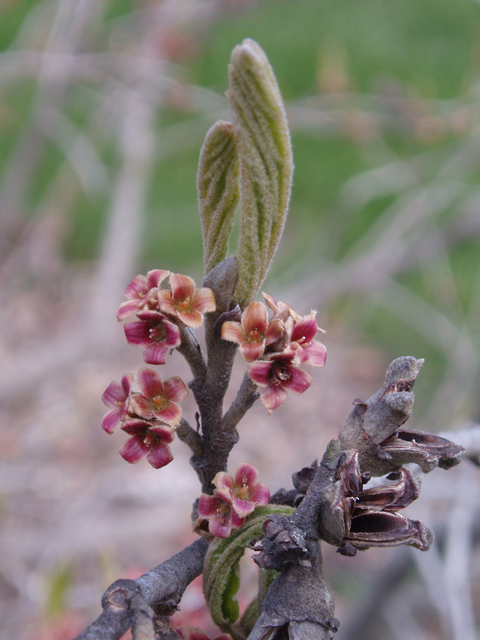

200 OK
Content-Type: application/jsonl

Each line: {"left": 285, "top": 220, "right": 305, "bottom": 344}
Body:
{"left": 118, "top": 269, "right": 216, "bottom": 365}
{"left": 221, "top": 294, "right": 327, "bottom": 413}
{"left": 101, "top": 368, "right": 188, "bottom": 469}
{"left": 196, "top": 464, "right": 270, "bottom": 538}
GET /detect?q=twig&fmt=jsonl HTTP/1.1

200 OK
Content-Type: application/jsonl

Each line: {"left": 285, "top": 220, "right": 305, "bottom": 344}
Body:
{"left": 75, "top": 537, "right": 208, "bottom": 640}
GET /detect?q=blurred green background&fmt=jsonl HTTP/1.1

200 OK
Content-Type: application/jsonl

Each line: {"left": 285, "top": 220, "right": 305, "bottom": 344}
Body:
{"left": 1, "top": 2, "right": 480, "bottom": 639}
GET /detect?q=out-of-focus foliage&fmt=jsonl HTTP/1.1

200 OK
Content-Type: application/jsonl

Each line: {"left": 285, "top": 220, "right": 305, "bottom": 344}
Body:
{"left": 1, "top": 3, "right": 480, "bottom": 639}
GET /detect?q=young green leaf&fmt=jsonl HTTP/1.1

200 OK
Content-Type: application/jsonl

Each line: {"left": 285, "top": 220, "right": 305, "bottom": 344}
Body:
{"left": 203, "top": 505, "right": 294, "bottom": 640}
{"left": 198, "top": 121, "right": 240, "bottom": 275}
{"left": 227, "top": 39, "right": 293, "bottom": 308}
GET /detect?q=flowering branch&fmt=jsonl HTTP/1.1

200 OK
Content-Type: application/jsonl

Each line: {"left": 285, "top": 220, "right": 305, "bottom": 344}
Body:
{"left": 77, "top": 39, "right": 466, "bottom": 640}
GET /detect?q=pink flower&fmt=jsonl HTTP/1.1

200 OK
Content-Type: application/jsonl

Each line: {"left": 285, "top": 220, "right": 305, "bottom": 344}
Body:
{"left": 198, "top": 493, "right": 246, "bottom": 539}
{"left": 221, "top": 301, "right": 283, "bottom": 362}
{"left": 129, "top": 368, "right": 188, "bottom": 426}
{"left": 158, "top": 273, "right": 216, "bottom": 328}
{"left": 124, "top": 310, "right": 181, "bottom": 365}
{"left": 197, "top": 464, "right": 270, "bottom": 538}
{"left": 101, "top": 374, "right": 133, "bottom": 433}
{"left": 289, "top": 311, "right": 327, "bottom": 367}
{"left": 213, "top": 463, "right": 270, "bottom": 517}
{"left": 117, "top": 269, "right": 169, "bottom": 321}
{"left": 248, "top": 350, "right": 312, "bottom": 414}
{"left": 119, "top": 419, "right": 174, "bottom": 469}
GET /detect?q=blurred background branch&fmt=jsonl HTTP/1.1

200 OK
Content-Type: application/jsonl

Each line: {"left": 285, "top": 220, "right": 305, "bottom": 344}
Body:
{"left": 1, "top": 1, "right": 480, "bottom": 639}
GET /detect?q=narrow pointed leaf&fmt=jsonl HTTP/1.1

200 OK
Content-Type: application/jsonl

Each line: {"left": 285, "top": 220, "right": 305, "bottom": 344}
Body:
{"left": 198, "top": 121, "right": 240, "bottom": 274}
{"left": 227, "top": 39, "right": 293, "bottom": 307}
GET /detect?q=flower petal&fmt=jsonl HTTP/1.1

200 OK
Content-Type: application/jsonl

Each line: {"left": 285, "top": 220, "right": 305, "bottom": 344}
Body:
{"left": 231, "top": 496, "right": 256, "bottom": 518}
{"left": 149, "top": 423, "right": 175, "bottom": 440}
{"left": 163, "top": 319, "right": 181, "bottom": 347}
{"left": 221, "top": 321, "right": 245, "bottom": 345}
{"left": 164, "top": 376, "right": 189, "bottom": 403}
{"left": 124, "top": 274, "right": 148, "bottom": 300}
{"left": 147, "top": 269, "right": 169, "bottom": 289}
{"left": 119, "top": 434, "right": 149, "bottom": 464}
{"left": 283, "top": 366, "right": 312, "bottom": 394}
{"left": 192, "top": 288, "right": 216, "bottom": 313}
{"left": 101, "top": 408, "right": 122, "bottom": 434}
{"left": 102, "top": 380, "right": 126, "bottom": 408}
{"left": 124, "top": 321, "right": 151, "bottom": 346}
{"left": 291, "top": 312, "right": 318, "bottom": 344}
{"left": 250, "top": 482, "right": 270, "bottom": 506}
{"left": 154, "top": 401, "right": 182, "bottom": 426}
{"left": 177, "top": 310, "right": 203, "bottom": 328}
{"left": 121, "top": 418, "right": 150, "bottom": 436}
{"left": 137, "top": 368, "right": 165, "bottom": 399}
{"left": 146, "top": 441, "right": 173, "bottom": 469}
{"left": 260, "top": 385, "right": 287, "bottom": 414}
{"left": 117, "top": 299, "right": 141, "bottom": 321}
{"left": 157, "top": 290, "right": 175, "bottom": 315}
{"left": 143, "top": 342, "right": 168, "bottom": 365}
{"left": 170, "top": 273, "right": 196, "bottom": 301}
{"left": 234, "top": 463, "right": 258, "bottom": 487}
{"left": 301, "top": 340, "right": 327, "bottom": 367}
{"left": 129, "top": 394, "right": 155, "bottom": 420}
{"left": 242, "top": 301, "right": 268, "bottom": 334}
{"left": 214, "top": 471, "right": 235, "bottom": 493}
{"left": 240, "top": 342, "right": 265, "bottom": 362}
{"left": 199, "top": 494, "right": 221, "bottom": 518}
{"left": 248, "top": 360, "right": 273, "bottom": 386}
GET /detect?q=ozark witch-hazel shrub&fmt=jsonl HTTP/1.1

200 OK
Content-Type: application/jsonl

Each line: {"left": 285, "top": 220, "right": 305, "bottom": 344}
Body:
{"left": 77, "top": 39, "right": 465, "bottom": 640}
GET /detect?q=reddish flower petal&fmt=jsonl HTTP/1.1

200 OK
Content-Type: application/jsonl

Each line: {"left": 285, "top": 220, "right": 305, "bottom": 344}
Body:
{"left": 117, "top": 299, "right": 141, "bottom": 321}
{"left": 260, "top": 385, "right": 287, "bottom": 414}
{"left": 102, "top": 380, "right": 126, "bottom": 408}
{"left": 170, "top": 273, "right": 196, "bottom": 301}
{"left": 157, "top": 289, "right": 175, "bottom": 315}
{"left": 214, "top": 471, "right": 234, "bottom": 492}
{"left": 248, "top": 360, "right": 273, "bottom": 386}
{"left": 282, "top": 366, "right": 312, "bottom": 394}
{"left": 124, "top": 321, "right": 151, "bottom": 346}
{"left": 119, "top": 434, "right": 149, "bottom": 464}
{"left": 164, "top": 376, "right": 189, "bottom": 403}
{"left": 198, "top": 494, "right": 221, "bottom": 518}
{"left": 250, "top": 482, "right": 270, "bottom": 506}
{"left": 221, "top": 321, "right": 245, "bottom": 345}
{"left": 177, "top": 310, "right": 203, "bottom": 328}
{"left": 129, "top": 394, "right": 155, "bottom": 420}
{"left": 137, "top": 368, "right": 165, "bottom": 399}
{"left": 149, "top": 423, "right": 175, "bottom": 442}
{"left": 144, "top": 342, "right": 168, "bottom": 365}
{"left": 230, "top": 511, "right": 246, "bottom": 529}
{"left": 209, "top": 518, "right": 232, "bottom": 539}
{"left": 146, "top": 440, "right": 173, "bottom": 469}
{"left": 231, "top": 496, "right": 256, "bottom": 518}
{"left": 263, "top": 293, "right": 279, "bottom": 313}
{"left": 153, "top": 401, "right": 182, "bottom": 426}
{"left": 124, "top": 274, "right": 148, "bottom": 300}
{"left": 291, "top": 313, "right": 318, "bottom": 344}
{"left": 101, "top": 408, "right": 122, "bottom": 434}
{"left": 121, "top": 374, "right": 133, "bottom": 397}
{"left": 265, "top": 318, "right": 284, "bottom": 345}
{"left": 163, "top": 319, "right": 181, "bottom": 347}
{"left": 213, "top": 486, "right": 234, "bottom": 505}
{"left": 192, "top": 288, "right": 216, "bottom": 314}
{"left": 242, "top": 302, "right": 268, "bottom": 334}
{"left": 121, "top": 419, "right": 151, "bottom": 436}
{"left": 147, "top": 269, "right": 169, "bottom": 289}
{"left": 234, "top": 463, "right": 258, "bottom": 488}
{"left": 300, "top": 340, "right": 327, "bottom": 367}
{"left": 240, "top": 342, "right": 265, "bottom": 362}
